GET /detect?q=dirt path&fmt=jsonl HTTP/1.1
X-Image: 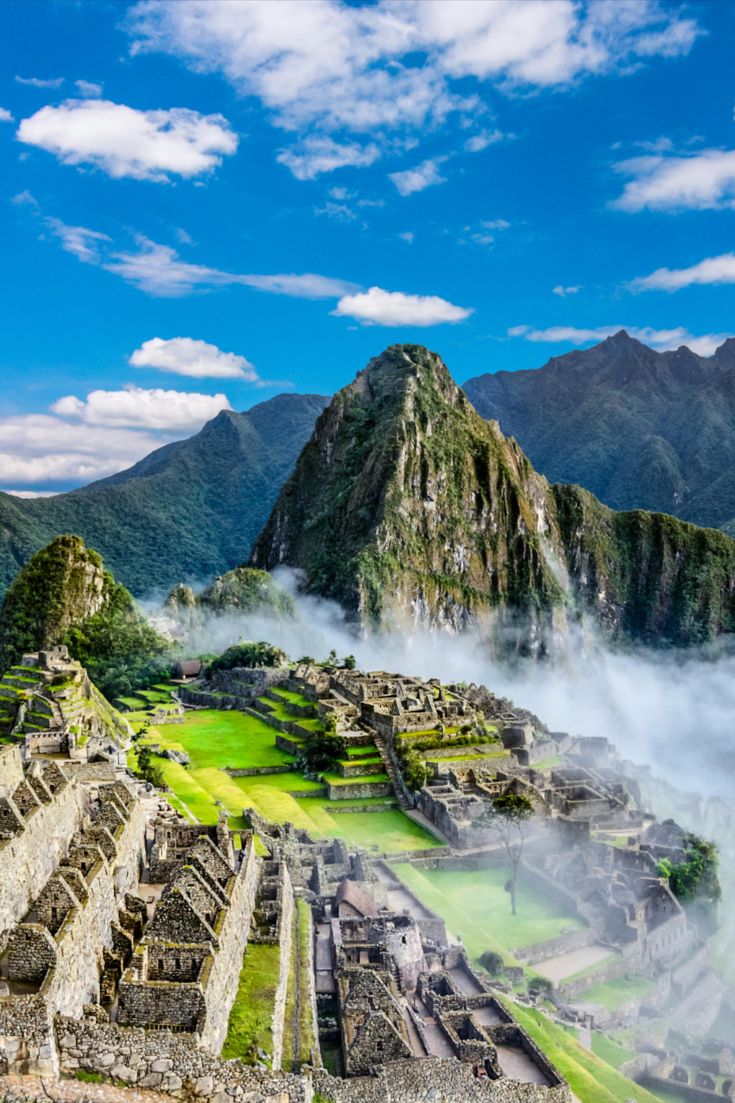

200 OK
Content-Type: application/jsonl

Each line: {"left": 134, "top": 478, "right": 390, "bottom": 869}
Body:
{"left": 533, "top": 943, "right": 614, "bottom": 984}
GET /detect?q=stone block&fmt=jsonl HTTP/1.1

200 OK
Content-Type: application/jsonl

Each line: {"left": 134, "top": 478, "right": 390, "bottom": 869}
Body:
{"left": 138, "top": 1072, "right": 164, "bottom": 1088}
{"left": 151, "top": 1057, "right": 174, "bottom": 1072}
{"left": 195, "top": 1075, "right": 214, "bottom": 1095}
{"left": 97, "top": 1052, "right": 116, "bottom": 1067}
{"left": 111, "top": 1063, "right": 136, "bottom": 1082}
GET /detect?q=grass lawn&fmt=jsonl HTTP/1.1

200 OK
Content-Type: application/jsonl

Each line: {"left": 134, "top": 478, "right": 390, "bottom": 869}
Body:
{"left": 295, "top": 898, "right": 316, "bottom": 1064}
{"left": 268, "top": 687, "right": 314, "bottom": 708}
{"left": 145, "top": 709, "right": 293, "bottom": 769}
{"left": 222, "top": 941, "right": 281, "bottom": 1063}
{"left": 134, "top": 707, "right": 440, "bottom": 854}
{"left": 322, "top": 771, "right": 389, "bottom": 786}
{"left": 581, "top": 975, "right": 655, "bottom": 1011}
{"left": 591, "top": 1032, "right": 634, "bottom": 1069}
{"left": 501, "top": 998, "right": 667, "bottom": 1103}
{"left": 392, "top": 864, "right": 583, "bottom": 964}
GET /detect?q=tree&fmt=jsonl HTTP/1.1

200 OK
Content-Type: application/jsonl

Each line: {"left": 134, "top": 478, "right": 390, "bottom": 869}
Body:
{"left": 342, "top": 654, "right": 357, "bottom": 670}
{"left": 133, "top": 744, "right": 164, "bottom": 788}
{"left": 485, "top": 790, "right": 534, "bottom": 916}
{"left": 301, "top": 716, "right": 347, "bottom": 772}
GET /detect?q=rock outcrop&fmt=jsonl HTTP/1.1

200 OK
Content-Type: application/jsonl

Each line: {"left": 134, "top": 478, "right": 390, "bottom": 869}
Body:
{"left": 250, "top": 344, "right": 735, "bottom": 650}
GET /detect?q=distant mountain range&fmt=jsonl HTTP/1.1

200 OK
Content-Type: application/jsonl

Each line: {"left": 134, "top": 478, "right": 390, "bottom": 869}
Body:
{"left": 251, "top": 343, "right": 735, "bottom": 649}
{"left": 464, "top": 331, "right": 735, "bottom": 535}
{"left": 0, "top": 393, "right": 328, "bottom": 596}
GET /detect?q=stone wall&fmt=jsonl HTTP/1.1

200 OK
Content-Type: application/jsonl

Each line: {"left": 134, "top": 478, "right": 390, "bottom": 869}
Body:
{"left": 0, "top": 759, "right": 85, "bottom": 937}
{"left": 197, "top": 836, "right": 261, "bottom": 1055}
{"left": 55, "top": 1016, "right": 310, "bottom": 1101}
{"left": 270, "top": 864, "right": 295, "bottom": 1071}
{"left": 0, "top": 745, "right": 23, "bottom": 793}
{"left": 314, "top": 1058, "right": 570, "bottom": 1102}
{"left": 326, "top": 781, "right": 393, "bottom": 802}
{"left": 0, "top": 995, "right": 55, "bottom": 1075}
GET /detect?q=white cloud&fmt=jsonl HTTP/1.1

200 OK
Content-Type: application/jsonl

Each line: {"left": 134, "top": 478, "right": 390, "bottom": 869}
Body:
{"left": 52, "top": 384, "right": 231, "bottom": 430}
{"left": 462, "top": 216, "right": 511, "bottom": 247}
{"left": 334, "top": 285, "right": 472, "bottom": 326}
{"left": 0, "top": 413, "right": 163, "bottom": 486}
{"left": 15, "top": 75, "right": 64, "bottom": 88}
{"left": 277, "top": 137, "right": 380, "bottom": 180}
{"left": 389, "top": 157, "right": 446, "bottom": 196}
{"left": 315, "top": 200, "right": 357, "bottom": 222}
{"left": 464, "top": 128, "right": 506, "bottom": 153}
{"left": 612, "top": 149, "right": 735, "bottom": 211}
{"left": 17, "top": 99, "right": 237, "bottom": 181}
{"left": 130, "top": 337, "right": 259, "bottom": 381}
{"left": 552, "top": 284, "right": 581, "bottom": 297}
{"left": 127, "top": 0, "right": 698, "bottom": 176}
{"left": 0, "top": 108, "right": 14, "bottom": 123}
{"left": 45, "top": 217, "right": 111, "bottom": 263}
{"left": 43, "top": 218, "right": 357, "bottom": 299}
{"left": 629, "top": 252, "right": 735, "bottom": 291}
{"left": 398, "top": 231, "right": 414, "bottom": 243}
{"left": 508, "top": 323, "right": 730, "bottom": 357}
{"left": 75, "top": 79, "right": 103, "bottom": 97}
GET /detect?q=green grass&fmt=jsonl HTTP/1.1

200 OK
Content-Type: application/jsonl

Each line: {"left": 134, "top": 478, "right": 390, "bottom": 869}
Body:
{"left": 581, "top": 975, "right": 655, "bottom": 1011}
{"left": 222, "top": 941, "right": 281, "bottom": 1063}
{"left": 501, "top": 998, "right": 667, "bottom": 1103}
{"left": 269, "top": 686, "right": 313, "bottom": 708}
{"left": 295, "top": 898, "right": 316, "bottom": 1064}
{"left": 591, "top": 1033, "right": 634, "bottom": 1069}
{"left": 344, "top": 743, "right": 378, "bottom": 757}
{"left": 392, "top": 864, "right": 583, "bottom": 964}
{"left": 321, "top": 771, "right": 389, "bottom": 786}
{"left": 145, "top": 709, "right": 293, "bottom": 769}
{"left": 135, "top": 708, "right": 439, "bottom": 854}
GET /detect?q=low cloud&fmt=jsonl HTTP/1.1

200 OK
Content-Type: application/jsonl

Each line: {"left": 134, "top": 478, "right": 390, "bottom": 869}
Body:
{"left": 0, "top": 413, "right": 163, "bottom": 488}
{"left": 389, "top": 157, "right": 447, "bottom": 196}
{"left": 17, "top": 99, "right": 237, "bottom": 181}
{"left": 334, "top": 285, "right": 472, "bottom": 326}
{"left": 52, "top": 384, "right": 231, "bottom": 431}
{"left": 508, "top": 323, "right": 731, "bottom": 357}
{"left": 630, "top": 252, "right": 735, "bottom": 292}
{"left": 130, "top": 337, "right": 259, "bottom": 381}
{"left": 612, "top": 149, "right": 735, "bottom": 212}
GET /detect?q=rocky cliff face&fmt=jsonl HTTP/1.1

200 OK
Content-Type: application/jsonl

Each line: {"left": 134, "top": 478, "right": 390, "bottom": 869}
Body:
{"left": 162, "top": 566, "right": 293, "bottom": 639}
{"left": 250, "top": 344, "right": 735, "bottom": 650}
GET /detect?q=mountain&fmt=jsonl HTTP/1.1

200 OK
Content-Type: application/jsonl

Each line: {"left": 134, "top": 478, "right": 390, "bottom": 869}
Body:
{"left": 162, "top": 566, "right": 293, "bottom": 639}
{"left": 463, "top": 331, "right": 735, "bottom": 535}
{"left": 0, "top": 534, "right": 170, "bottom": 696}
{"left": 0, "top": 392, "right": 328, "bottom": 598}
{"left": 250, "top": 343, "right": 735, "bottom": 649}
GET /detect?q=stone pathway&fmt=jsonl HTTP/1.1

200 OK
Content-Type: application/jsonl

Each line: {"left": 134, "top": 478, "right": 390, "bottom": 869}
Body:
{"left": 0, "top": 1076, "right": 171, "bottom": 1103}
{"left": 533, "top": 943, "right": 614, "bottom": 984}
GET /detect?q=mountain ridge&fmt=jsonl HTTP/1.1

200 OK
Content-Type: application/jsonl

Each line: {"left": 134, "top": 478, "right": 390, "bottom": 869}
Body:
{"left": 463, "top": 331, "right": 735, "bottom": 534}
{"left": 0, "top": 392, "right": 329, "bottom": 597}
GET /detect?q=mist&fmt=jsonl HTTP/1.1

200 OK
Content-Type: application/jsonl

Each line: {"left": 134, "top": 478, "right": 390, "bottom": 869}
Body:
{"left": 151, "top": 566, "right": 735, "bottom": 813}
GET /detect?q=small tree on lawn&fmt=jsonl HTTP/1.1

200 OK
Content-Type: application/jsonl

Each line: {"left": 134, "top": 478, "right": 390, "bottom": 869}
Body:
{"left": 487, "top": 790, "right": 534, "bottom": 916}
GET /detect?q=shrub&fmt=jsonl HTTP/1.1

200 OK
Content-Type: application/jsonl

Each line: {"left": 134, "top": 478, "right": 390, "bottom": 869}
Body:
{"left": 397, "top": 747, "right": 427, "bottom": 792}
{"left": 479, "top": 950, "right": 505, "bottom": 976}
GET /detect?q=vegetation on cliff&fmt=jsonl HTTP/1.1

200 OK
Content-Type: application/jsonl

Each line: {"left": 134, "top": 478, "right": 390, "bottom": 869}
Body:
{"left": 165, "top": 566, "right": 293, "bottom": 625}
{"left": 0, "top": 534, "right": 172, "bottom": 698}
{"left": 209, "top": 641, "right": 288, "bottom": 672}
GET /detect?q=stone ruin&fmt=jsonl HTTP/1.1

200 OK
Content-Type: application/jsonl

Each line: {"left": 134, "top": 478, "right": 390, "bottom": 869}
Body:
{"left": 0, "top": 646, "right": 130, "bottom": 764}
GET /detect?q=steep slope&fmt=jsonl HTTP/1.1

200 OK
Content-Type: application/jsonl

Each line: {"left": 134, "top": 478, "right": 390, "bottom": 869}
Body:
{"left": 0, "top": 535, "right": 170, "bottom": 696}
{"left": 463, "top": 331, "right": 735, "bottom": 533}
{"left": 0, "top": 392, "right": 328, "bottom": 597}
{"left": 251, "top": 344, "right": 735, "bottom": 649}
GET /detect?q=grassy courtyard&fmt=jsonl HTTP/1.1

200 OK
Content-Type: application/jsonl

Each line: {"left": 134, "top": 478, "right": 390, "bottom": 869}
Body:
{"left": 222, "top": 941, "right": 281, "bottom": 1063}
{"left": 134, "top": 708, "right": 441, "bottom": 854}
{"left": 392, "top": 864, "right": 583, "bottom": 964}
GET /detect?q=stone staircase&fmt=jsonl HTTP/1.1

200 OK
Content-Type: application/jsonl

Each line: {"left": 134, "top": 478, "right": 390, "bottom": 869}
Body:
{"left": 373, "top": 733, "right": 412, "bottom": 810}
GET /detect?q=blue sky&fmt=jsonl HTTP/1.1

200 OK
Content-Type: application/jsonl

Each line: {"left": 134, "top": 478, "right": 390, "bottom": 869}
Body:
{"left": 1, "top": 0, "right": 735, "bottom": 491}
